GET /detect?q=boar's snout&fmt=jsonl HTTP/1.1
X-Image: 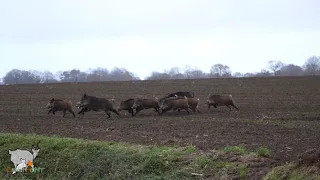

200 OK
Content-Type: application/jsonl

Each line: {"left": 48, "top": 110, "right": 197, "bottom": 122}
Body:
{"left": 76, "top": 101, "right": 85, "bottom": 108}
{"left": 46, "top": 102, "right": 52, "bottom": 109}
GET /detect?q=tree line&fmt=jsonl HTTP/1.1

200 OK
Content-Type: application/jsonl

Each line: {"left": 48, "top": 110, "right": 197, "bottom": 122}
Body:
{"left": 1, "top": 56, "right": 319, "bottom": 85}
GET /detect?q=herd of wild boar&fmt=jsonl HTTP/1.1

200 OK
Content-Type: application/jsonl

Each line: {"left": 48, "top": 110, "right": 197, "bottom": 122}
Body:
{"left": 45, "top": 91, "right": 239, "bottom": 118}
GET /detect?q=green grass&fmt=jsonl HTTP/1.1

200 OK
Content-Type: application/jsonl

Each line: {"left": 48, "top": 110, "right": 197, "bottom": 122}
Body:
{"left": 223, "top": 145, "right": 247, "bottom": 155}
{"left": 0, "top": 133, "right": 196, "bottom": 180}
{"left": 256, "top": 146, "right": 272, "bottom": 157}
{"left": 1, "top": 133, "right": 319, "bottom": 180}
{"left": 239, "top": 164, "right": 248, "bottom": 180}
{"left": 194, "top": 156, "right": 213, "bottom": 169}
{"left": 263, "top": 163, "right": 320, "bottom": 180}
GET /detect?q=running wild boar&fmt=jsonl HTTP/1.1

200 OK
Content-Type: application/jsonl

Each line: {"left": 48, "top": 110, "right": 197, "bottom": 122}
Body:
{"left": 77, "top": 93, "right": 120, "bottom": 118}
{"left": 46, "top": 98, "right": 75, "bottom": 117}
{"left": 205, "top": 94, "right": 239, "bottom": 111}
{"left": 117, "top": 98, "right": 135, "bottom": 117}
{"left": 160, "top": 96, "right": 190, "bottom": 114}
{"left": 131, "top": 98, "right": 161, "bottom": 116}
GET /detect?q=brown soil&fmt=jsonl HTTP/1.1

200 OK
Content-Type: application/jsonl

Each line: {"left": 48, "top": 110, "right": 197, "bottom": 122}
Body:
{"left": 1, "top": 76, "right": 320, "bottom": 179}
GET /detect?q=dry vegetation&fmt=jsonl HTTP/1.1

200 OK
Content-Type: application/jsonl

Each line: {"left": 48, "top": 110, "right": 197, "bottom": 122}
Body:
{"left": 1, "top": 76, "right": 320, "bottom": 178}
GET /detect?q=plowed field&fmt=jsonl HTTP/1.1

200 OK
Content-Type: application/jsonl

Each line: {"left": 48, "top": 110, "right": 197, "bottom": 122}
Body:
{"left": 1, "top": 76, "right": 320, "bottom": 166}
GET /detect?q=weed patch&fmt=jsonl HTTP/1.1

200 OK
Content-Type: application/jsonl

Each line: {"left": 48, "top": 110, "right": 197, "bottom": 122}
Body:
{"left": 223, "top": 145, "right": 247, "bottom": 155}
{"left": 263, "top": 163, "right": 320, "bottom": 180}
{"left": 256, "top": 146, "right": 272, "bottom": 157}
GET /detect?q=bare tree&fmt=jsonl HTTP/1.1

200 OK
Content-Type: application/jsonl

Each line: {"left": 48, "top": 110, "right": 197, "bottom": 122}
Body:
{"left": 165, "top": 67, "right": 180, "bottom": 77}
{"left": 41, "top": 71, "right": 58, "bottom": 83}
{"left": 60, "top": 69, "right": 87, "bottom": 82}
{"left": 188, "top": 69, "right": 207, "bottom": 79}
{"left": 86, "top": 67, "right": 110, "bottom": 82}
{"left": 146, "top": 71, "right": 171, "bottom": 80}
{"left": 109, "top": 67, "right": 138, "bottom": 81}
{"left": 210, "top": 64, "right": 232, "bottom": 77}
{"left": 255, "top": 69, "right": 272, "bottom": 77}
{"left": 183, "top": 65, "right": 193, "bottom": 79}
{"left": 145, "top": 67, "right": 185, "bottom": 80}
{"left": 268, "top": 60, "right": 284, "bottom": 76}
{"left": 3, "top": 69, "right": 41, "bottom": 84}
{"left": 278, "top": 64, "right": 304, "bottom": 76}
{"left": 171, "top": 73, "right": 185, "bottom": 79}
{"left": 303, "top": 56, "right": 320, "bottom": 76}
{"left": 243, "top": 73, "right": 255, "bottom": 77}
{"left": 233, "top": 72, "right": 244, "bottom": 77}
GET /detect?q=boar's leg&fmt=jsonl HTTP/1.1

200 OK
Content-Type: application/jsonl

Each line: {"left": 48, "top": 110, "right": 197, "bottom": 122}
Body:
{"left": 206, "top": 103, "right": 211, "bottom": 109}
{"left": 134, "top": 106, "right": 143, "bottom": 116}
{"left": 160, "top": 107, "right": 170, "bottom": 115}
{"left": 172, "top": 107, "right": 181, "bottom": 112}
{"left": 48, "top": 108, "right": 56, "bottom": 115}
{"left": 191, "top": 106, "right": 201, "bottom": 113}
{"left": 128, "top": 109, "right": 135, "bottom": 117}
{"left": 63, "top": 110, "right": 67, "bottom": 117}
{"left": 189, "top": 107, "right": 196, "bottom": 112}
{"left": 184, "top": 108, "right": 190, "bottom": 114}
{"left": 77, "top": 109, "right": 83, "bottom": 115}
{"left": 77, "top": 107, "right": 87, "bottom": 115}
{"left": 154, "top": 107, "right": 161, "bottom": 115}
{"left": 110, "top": 108, "right": 120, "bottom": 116}
{"left": 48, "top": 108, "right": 53, "bottom": 114}
{"left": 69, "top": 109, "right": 76, "bottom": 117}
{"left": 232, "top": 104, "right": 239, "bottom": 110}
{"left": 105, "top": 110, "right": 111, "bottom": 118}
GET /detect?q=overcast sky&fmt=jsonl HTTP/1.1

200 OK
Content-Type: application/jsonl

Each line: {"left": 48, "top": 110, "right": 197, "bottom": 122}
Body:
{"left": 0, "top": 0, "right": 319, "bottom": 79}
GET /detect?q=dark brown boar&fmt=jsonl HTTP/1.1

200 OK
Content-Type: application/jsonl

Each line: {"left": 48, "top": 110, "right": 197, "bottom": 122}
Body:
{"left": 76, "top": 93, "right": 120, "bottom": 118}
{"left": 131, "top": 98, "right": 161, "bottom": 116}
{"left": 159, "top": 91, "right": 195, "bottom": 103}
{"left": 205, "top": 94, "right": 239, "bottom": 111}
{"left": 46, "top": 98, "right": 75, "bottom": 117}
{"left": 160, "top": 96, "right": 190, "bottom": 114}
{"left": 117, "top": 98, "right": 135, "bottom": 117}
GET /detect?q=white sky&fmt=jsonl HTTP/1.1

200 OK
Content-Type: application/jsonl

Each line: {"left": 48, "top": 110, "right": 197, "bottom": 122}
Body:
{"left": 0, "top": 0, "right": 319, "bottom": 79}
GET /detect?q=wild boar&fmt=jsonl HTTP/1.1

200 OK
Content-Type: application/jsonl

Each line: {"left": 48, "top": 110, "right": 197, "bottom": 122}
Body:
{"left": 160, "top": 96, "right": 190, "bottom": 114}
{"left": 131, "top": 98, "right": 161, "bottom": 116}
{"left": 77, "top": 93, "right": 120, "bottom": 118}
{"left": 117, "top": 98, "right": 135, "bottom": 117}
{"left": 186, "top": 97, "right": 201, "bottom": 113}
{"left": 205, "top": 94, "right": 239, "bottom": 111}
{"left": 159, "top": 91, "right": 195, "bottom": 103}
{"left": 168, "top": 95, "right": 201, "bottom": 113}
{"left": 46, "top": 98, "right": 75, "bottom": 117}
